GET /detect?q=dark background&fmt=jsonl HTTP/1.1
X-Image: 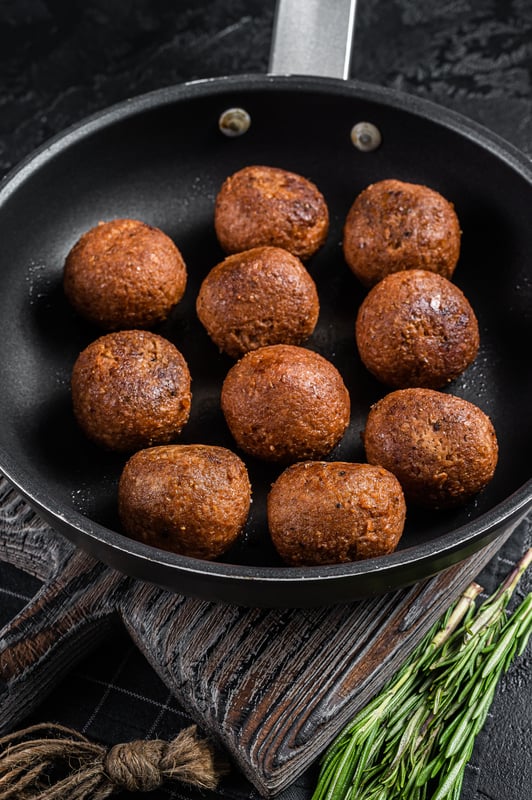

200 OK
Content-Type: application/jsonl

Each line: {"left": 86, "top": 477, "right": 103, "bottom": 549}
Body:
{"left": 1, "top": 1, "right": 531, "bottom": 799}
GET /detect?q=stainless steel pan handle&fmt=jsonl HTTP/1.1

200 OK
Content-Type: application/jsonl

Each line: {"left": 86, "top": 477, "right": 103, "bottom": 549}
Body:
{"left": 269, "top": 0, "right": 357, "bottom": 79}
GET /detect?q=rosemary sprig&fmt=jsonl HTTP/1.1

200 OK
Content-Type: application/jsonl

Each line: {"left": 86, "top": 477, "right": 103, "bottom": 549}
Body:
{"left": 312, "top": 548, "right": 532, "bottom": 800}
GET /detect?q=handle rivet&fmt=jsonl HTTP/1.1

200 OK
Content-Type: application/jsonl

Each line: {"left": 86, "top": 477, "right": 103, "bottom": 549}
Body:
{"left": 219, "top": 108, "right": 251, "bottom": 137}
{"left": 350, "top": 122, "right": 382, "bottom": 152}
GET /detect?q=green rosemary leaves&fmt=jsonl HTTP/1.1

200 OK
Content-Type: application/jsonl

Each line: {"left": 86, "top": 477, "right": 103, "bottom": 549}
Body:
{"left": 313, "top": 549, "right": 532, "bottom": 800}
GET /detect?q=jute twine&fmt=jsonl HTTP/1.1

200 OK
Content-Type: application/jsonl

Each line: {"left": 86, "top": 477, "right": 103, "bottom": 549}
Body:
{"left": 0, "top": 722, "right": 229, "bottom": 799}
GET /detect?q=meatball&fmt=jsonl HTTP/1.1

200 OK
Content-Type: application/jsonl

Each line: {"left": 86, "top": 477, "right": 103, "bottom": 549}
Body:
{"left": 268, "top": 461, "right": 406, "bottom": 566}
{"left": 214, "top": 165, "right": 329, "bottom": 259}
{"left": 355, "top": 269, "right": 479, "bottom": 388}
{"left": 363, "top": 388, "right": 498, "bottom": 508}
{"left": 196, "top": 246, "right": 319, "bottom": 358}
{"left": 64, "top": 218, "right": 187, "bottom": 329}
{"left": 71, "top": 330, "right": 191, "bottom": 452}
{"left": 343, "top": 179, "right": 461, "bottom": 287}
{"left": 221, "top": 344, "right": 350, "bottom": 463}
{"left": 118, "top": 444, "right": 251, "bottom": 560}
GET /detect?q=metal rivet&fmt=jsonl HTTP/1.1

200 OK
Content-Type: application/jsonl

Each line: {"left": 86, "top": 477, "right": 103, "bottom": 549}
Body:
{"left": 218, "top": 107, "right": 251, "bottom": 137}
{"left": 350, "top": 121, "right": 382, "bottom": 152}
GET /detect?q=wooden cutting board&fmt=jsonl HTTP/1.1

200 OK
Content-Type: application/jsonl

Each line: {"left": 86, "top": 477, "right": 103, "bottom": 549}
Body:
{"left": 0, "top": 475, "right": 524, "bottom": 796}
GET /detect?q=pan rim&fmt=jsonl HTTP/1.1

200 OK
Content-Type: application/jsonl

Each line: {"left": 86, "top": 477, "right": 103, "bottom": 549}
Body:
{"left": 1, "top": 72, "right": 531, "bottom": 591}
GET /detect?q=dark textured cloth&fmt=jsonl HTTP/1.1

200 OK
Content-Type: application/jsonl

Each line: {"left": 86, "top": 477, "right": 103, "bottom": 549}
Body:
{"left": 1, "top": 2, "right": 532, "bottom": 798}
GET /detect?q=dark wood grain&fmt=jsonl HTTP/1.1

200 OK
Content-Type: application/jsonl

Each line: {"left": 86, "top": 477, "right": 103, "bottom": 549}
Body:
{"left": 0, "top": 475, "right": 525, "bottom": 795}
{"left": 120, "top": 534, "right": 515, "bottom": 794}
{"left": 0, "top": 479, "right": 129, "bottom": 728}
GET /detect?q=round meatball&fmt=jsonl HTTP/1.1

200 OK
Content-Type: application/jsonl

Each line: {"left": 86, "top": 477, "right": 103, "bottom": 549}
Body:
{"left": 118, "top": 444, "right": 251, "bottom": 560}
{"left": 268, "top": 461, "right": 406, "bottom": 566}
{"left": 214, "top": 165, "right": 329, "bottom": 259}
{"left": 363, "top": 388, "right": 498, "bottom": 508}
{"left": 343, "top": 179, "right": 461, "bottom": 286}
{"left": 196, "top": 246, "right": 319, "bottom": 358}
{"left": 71, "top": 330, "right": 191, "bottom": 452}
{"left": 64, "top": 218, "right": 187, "bottom": 329}
{"left": 355, "top": 269, "right": 479, "bottom": 388}
{"left": 221, "top": 344, "right": 350, "bottom": 463}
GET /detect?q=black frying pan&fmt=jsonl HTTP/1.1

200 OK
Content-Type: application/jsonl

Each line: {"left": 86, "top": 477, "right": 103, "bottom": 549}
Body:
{"left": 0, "top": 0, "right": 531, "bottom": 607}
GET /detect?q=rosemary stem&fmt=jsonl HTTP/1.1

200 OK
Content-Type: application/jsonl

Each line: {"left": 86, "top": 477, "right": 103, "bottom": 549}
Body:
{"left": 431, "top": 582, "right": 482, "bottom": 649}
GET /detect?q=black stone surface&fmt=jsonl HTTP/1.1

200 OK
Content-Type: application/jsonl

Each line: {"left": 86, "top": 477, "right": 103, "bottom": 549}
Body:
{"left": 1, "top": 2, "right": 531, "bottom": 798}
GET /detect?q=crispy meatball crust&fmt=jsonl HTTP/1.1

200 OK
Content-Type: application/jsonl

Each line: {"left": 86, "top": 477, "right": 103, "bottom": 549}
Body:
{"left": 363, "top": 388, "right": 498, "bottom": 508}
{"left": 196, "top": 246, "right": 320, "bottom": 358}
{"left": 268, "top": 461, "right": 406, "bottom": 566}
{"left": 214, "top": 165, "right": 329, "bottom": 259}
{"left": 64, "top": 218, "right": 187, "bottom": 329}
{"left": 355, "top": 269, "right": 479, "bottom": 388}
{"left": 118, "top": 444, "right": 251, "bottom": 560}
{"left": 220, "top": 344, "right": 350, "bottom": 463}
{"left": 71, "top": 330, "right": 191, "bottom": 452}
{"left": 343, "top": 179, "right": 461, "bottom": 287}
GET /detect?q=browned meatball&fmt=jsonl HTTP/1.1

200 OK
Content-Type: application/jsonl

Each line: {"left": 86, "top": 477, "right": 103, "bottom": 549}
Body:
{"left": 221, "top": 344, "right": 350, "bottom": 462}
{"left": 118, "top": 444, "right": 251, "bottom": 560}
{"left": 268, "top": 461, "right": 406, "bottom": 566}
{"left": 196, "top": 246, "right": 319, "bottom": 358}
{"left": 363, "top": 388, "right": 498, "bottom": 508}
{"left": 64, "top": 218, "right": 187, "bottom": 329}
{"left": 343, "top": 179, "right": 461, "bottom": 287}
{"left": 355, "top": 269, "right": 479, "bottom": 388}
{"left": 71, "top": 330, "right": 191, "bottom": 452}
{"left": 214, "top": 165, "right": 329, "bottom": 259}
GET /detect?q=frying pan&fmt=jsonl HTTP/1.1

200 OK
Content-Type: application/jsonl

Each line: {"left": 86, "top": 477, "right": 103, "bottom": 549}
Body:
{"left": 0, "top": 0, "right": 531, "bottom": 608}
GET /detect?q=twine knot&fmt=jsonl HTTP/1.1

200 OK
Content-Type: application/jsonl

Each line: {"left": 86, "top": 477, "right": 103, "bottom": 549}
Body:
{"left": 0, "top": 722, "right": 228, "bottom": 799}
{"left": 105, "top": 739, "right": 169, "bottom": 792}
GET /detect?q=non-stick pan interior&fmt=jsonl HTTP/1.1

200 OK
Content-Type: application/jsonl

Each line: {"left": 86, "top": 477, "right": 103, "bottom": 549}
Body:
{"left": 0, "top": 76, "right": 531, "bottom": 605}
